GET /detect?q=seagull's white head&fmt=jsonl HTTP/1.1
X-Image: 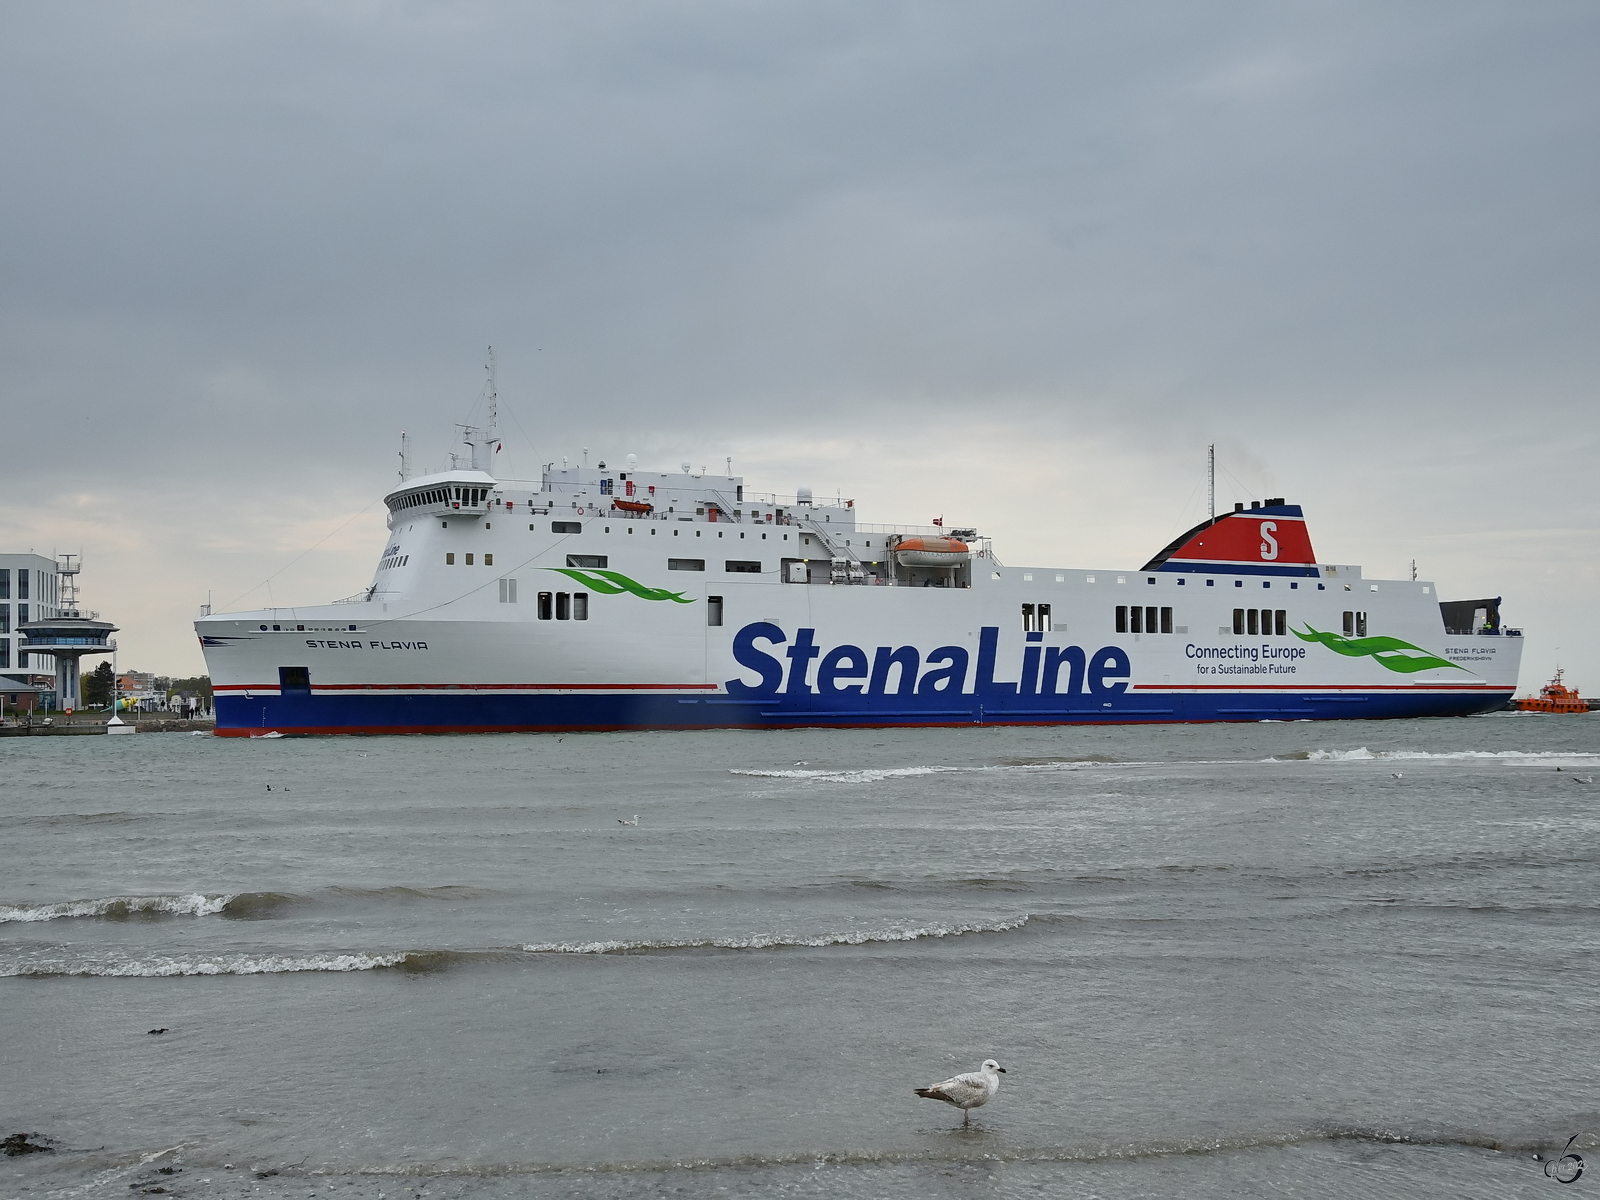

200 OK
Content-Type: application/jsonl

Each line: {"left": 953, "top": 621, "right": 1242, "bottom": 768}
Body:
{"left": 982, "top": 1059, "right": 1007, "bottom": 1074}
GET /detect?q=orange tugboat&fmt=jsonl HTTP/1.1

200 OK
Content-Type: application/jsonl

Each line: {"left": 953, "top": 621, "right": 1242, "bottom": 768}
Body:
{"left": 1513, "top": 668, "right": 1590, "bottom": 714}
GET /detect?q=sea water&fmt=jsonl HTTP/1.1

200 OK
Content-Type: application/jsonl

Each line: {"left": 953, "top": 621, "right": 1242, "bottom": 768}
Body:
{"left": 2, "top": 714, "right": 1596, "bottom": 1198}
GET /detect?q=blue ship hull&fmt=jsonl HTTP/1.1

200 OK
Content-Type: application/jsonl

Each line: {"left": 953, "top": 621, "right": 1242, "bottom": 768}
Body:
{"left": 215, "top": 687, "right": 1513, "bottom": 735}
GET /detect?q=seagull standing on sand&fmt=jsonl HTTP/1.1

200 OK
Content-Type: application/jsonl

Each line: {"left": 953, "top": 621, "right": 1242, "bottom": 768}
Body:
{"left": 914, "top": 1059, "right": 1006, "bottom": 1126}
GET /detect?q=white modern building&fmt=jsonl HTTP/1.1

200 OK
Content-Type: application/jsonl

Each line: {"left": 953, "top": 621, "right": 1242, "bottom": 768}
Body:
{"left": 0, "top": 553, "right": 59, "bottom": 683}
{"left": 15, "top": 554, "right": 117, "bottom": 712}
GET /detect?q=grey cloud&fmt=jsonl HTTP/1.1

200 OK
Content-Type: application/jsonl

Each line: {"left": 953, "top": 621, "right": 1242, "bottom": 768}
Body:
{"left": 0, "top": 0, "right": 1595, "bottom": 673}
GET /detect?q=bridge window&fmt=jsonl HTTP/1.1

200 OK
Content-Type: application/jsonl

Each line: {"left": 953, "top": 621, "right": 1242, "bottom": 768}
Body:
{"left": 567, "top": 555, "right": 607, "bottom": 569}
{"left": 573, "top": 593, "right": 588, "bottom": 620}
{"left": 0, "top": 569, "right": 7, "bottom": 598}
{"left": 707, "top": 596, "right": 723, "bottom": 627}
{"left": 1146, "top": 606, "right": 1158, "bottom": 633}
{"left": 1274, "top": 610, "right": 1286, "bottom": 636}
{"left": 1116, "top": 605, "right": 1127, "bottom": 633}
{"left": 1130, "top": 607, "right": 1143, "bottom": 634}
{"left": 669, "top": 559, "right": 705, "bottom": 571}
{"left": 556, "top": 592, "right": 571, "bottom": 620}
{"left": 537, "top": 592, "right": 553, "bottom": 620}
{"left": 1161, "top": 607, "right": 1173, "bottom": 634}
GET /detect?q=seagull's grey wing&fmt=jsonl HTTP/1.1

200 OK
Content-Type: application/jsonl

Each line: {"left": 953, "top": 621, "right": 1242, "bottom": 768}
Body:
{"left": 918, "top": 1074, "right": 989, "bottom": 1107}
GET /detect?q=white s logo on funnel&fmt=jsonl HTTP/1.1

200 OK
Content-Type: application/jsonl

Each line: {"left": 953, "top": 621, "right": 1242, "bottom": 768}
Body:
{"left": 1259, "top": 521, "right": 1279, "bottom": 560}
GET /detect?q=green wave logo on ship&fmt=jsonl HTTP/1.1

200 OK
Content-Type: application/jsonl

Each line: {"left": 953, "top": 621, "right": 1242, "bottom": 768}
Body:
{"left": 543, "top": 568, "right": 696, "bottom": 604}
{"left": 1291, "top": 624, "right": 1463, "bottom": 674}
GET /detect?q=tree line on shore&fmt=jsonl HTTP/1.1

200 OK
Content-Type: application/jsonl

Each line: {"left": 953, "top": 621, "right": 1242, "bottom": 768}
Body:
{"left": 78, "top": 662, "right": 212, "bottom": 708}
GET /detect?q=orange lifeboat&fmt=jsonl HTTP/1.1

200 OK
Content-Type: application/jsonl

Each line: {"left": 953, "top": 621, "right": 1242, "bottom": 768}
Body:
{"left": 611, "top": 499, "right": 653, "bottom": 514}
{"left": 894, "top": 536, "right": 971, "bottom": 567}
{"left": 1513, "top": 668, "right": 1590, "bottom": 714}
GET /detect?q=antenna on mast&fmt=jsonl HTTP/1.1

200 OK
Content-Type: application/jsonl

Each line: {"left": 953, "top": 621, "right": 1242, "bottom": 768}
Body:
{"left": 1208, "top": 444, "right": 1215, "bottom": 521}
{"left": 398, "top": 431, "right": 412, "bottom": 483}
{"left": 485, "top": 346, "right": 500, "bottom": 448}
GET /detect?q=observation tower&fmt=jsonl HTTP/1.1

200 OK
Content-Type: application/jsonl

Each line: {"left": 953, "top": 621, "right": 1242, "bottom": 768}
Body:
{"left": 18, "top": 554, "right": 116, "bottom": 713}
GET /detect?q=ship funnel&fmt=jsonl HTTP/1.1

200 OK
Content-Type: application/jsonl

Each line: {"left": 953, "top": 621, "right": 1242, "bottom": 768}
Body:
{"left": 1140, "top": 501, "right": 1317, "bottom": 575}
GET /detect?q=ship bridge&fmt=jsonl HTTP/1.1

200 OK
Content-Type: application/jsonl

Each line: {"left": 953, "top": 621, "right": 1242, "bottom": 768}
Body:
{"left": 384, "top": 470, "right": 500, "bottom": 525}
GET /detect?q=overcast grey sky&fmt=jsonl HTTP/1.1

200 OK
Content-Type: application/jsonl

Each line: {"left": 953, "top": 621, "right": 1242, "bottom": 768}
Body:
{"left": 2, "top": 1, "right": 1596, "bottom": 684}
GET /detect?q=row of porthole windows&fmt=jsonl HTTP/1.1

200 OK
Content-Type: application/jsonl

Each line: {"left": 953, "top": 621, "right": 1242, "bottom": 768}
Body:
{"left": 540, "top": 521, "right": 789, "bottom": 541}
{"left": 1233, "top": 609, "right": 1287, "bottom": 636}
{"left": 445, "top": 553, "right": 492, "bottom": 565}
{"left": 1116, "top": 606, "right": 1175, "bottom": 634}
{"left": 1017, "top": 573, "right": 1333, "bottom": 590}
{"left": 259, "top": 623, "right": 361, "bottom": 632}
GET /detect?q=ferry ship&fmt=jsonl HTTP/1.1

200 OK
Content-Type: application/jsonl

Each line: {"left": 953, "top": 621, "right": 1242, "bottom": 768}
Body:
{"left": 197, "top": 413, "right": 1523, "bottom": 735}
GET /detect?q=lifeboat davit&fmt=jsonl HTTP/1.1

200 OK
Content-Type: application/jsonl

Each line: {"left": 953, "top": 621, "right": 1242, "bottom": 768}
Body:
{"left": 1513, "top": 668, "right": 1590, "bottom": 714}
{"left": 894, "top": 536, "right": 971, "bottom": 567}
{"left": 611, "top": 499, "right": 654, "bottom": 514}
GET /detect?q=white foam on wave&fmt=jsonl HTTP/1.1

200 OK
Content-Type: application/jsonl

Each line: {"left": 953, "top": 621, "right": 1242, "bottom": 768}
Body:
{"left": 2, "top": 951, "right": 408, "bottom": 978}
{"left": 0, "top": 892, "right": 233, "bottom": 924}
{"left": 520, "top": 915, "right": 1028, "bottom": 954}
{"left": 730, "top": 765, "right": 963, "bottom": 784}
{"left": 1290, "top": 748, "right": 1600, "bottom": 763}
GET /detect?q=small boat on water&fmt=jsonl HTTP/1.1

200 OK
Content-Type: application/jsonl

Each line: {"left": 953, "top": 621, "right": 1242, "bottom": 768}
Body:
{"left": 1513, "top": 668, "right": 1590, "bottom": 714}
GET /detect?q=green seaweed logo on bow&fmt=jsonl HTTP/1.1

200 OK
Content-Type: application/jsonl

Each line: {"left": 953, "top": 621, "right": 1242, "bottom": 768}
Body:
{"left": 1291, "top": 624, "right": 1464, "bottom": 674}
{"left": 543, "top": 568, "right": 696, "bottom": 604}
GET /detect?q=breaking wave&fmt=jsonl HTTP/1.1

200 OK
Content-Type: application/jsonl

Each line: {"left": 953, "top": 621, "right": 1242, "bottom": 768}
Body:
{"left": 3, "top": 951, "right": 414, "bottom": 978}
{"left": 0, "top": 885, "right": 496, "bottom": 925}
{"left": 195, "top": 1123, "right": 1580, "bottom": 1179}
{"left": 520, "top": 916, "right": 1030, "bottom": 954}
{"left": 1267, "top": 747, "right": 1600, "bottom": 762}
{"left": 730, "top": 765, "right": 963, "bottom": 784}
{"left": 0, "top": 893, "right": 233, "bottom": 923}
{"left": 1, "top": 918, "right": 1038, "bottom": 977}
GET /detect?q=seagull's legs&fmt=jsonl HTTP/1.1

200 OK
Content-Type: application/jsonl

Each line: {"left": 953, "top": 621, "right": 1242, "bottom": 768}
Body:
{"left": 963, "top": 1110, "right": 970, "bottom": 1127}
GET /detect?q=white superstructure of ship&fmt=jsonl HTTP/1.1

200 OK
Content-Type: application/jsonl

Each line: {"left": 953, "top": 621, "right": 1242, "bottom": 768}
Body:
{"left": 197, "top": 391, "right": 1522, "bottom": 735}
